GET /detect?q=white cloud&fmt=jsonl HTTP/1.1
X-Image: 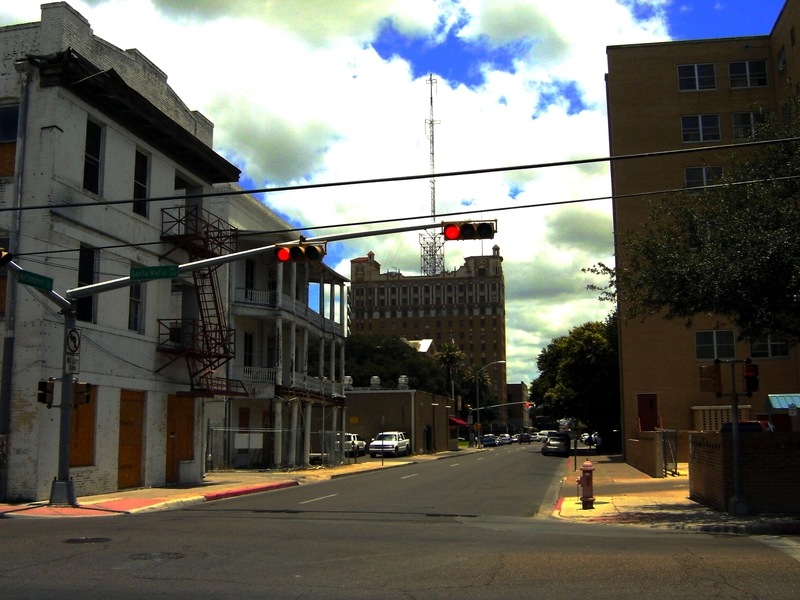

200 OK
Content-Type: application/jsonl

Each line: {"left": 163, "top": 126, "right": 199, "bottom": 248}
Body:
{"left": 4, "top": 0, "right": 671, "bottom": 382}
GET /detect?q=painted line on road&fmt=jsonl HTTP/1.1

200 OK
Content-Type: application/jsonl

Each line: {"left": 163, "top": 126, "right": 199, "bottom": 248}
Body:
{"left": 449, "top": 463, "right": 459, "bottom": 467}
{"left": 401, "top": 474, "right": 419, "bottom": 479}
{"left": 299, "top": 494, "right": 338, "bottom": 504}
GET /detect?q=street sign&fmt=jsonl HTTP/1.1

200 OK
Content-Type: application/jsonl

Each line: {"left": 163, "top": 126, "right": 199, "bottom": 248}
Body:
{"left": 130, "top": 265, "right": 180, "bottom": 281}
{"left": 18, "top": 270, "right": 53, "bottom": 292}
{"left": 66, "top": 353, "right": 80, "bottom": 374}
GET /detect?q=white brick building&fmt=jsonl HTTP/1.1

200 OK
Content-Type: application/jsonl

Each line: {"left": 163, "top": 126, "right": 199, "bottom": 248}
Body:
{"left": 0, "top": 3, "right": 346, "bottom": 502}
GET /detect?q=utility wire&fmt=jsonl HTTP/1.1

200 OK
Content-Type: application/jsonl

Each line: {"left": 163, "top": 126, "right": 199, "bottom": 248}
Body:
{"left": 3, "top": 136, "right": 798, "bottom": 215}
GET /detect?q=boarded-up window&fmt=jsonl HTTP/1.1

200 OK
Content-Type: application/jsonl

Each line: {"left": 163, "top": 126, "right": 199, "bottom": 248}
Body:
{"left": 0, "top": 105, "right": 18, "bottom": 176}
{"left": 70, "top": 385, "right": 96, "bottom": 467}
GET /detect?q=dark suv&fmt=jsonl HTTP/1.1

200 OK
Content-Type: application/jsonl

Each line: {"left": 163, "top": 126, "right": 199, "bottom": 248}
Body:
{"left": 541, "top": 432, "right": 571, "bottom": 456}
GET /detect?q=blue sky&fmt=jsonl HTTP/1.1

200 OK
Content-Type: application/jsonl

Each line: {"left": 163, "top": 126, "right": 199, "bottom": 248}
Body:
{"left": 667, "top": 1, "right": 787, "bottom": 39}
{"left": 2, "top": 0, "right": 794, "bottom": 384}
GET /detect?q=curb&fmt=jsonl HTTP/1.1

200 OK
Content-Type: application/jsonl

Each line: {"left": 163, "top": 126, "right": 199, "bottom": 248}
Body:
{"left": 202, "top": 480, "right": 298, "bottom": 502}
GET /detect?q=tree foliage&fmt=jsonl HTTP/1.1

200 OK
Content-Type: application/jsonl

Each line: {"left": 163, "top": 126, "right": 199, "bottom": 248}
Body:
{"left": 532, "top": 314, "right": 620, "bottom": 432}
{"left": 608, "top": 106, "right": 800, "bottom": 344}
{"left": 344, "top": 334, "right": 448, "bottom": 393}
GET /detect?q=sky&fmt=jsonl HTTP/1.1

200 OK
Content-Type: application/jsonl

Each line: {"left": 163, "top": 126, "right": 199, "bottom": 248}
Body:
{"left": 1, "top": 0, "right": 790, "bottom": 385}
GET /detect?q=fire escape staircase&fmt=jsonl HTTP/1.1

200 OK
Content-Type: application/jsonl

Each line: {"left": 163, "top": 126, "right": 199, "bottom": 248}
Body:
{"left": 157, "top": 205, "right": 247, "bottom": 397}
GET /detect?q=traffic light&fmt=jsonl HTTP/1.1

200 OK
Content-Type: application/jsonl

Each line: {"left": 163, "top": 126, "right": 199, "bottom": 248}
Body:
{"left": 441, "top": 221, "right": 496, "bottom": 241}
{"left": 37, "top": 379, "right": 55, "bottom": 407}
{"left": 73, "top": 382, "right": 92, "bottom": 406}
{"left": 699, "top": 363, "right": 722, "bottom": 395}
{"left": 274, "top": 242, "right": 326, "bottom": 263}
{"left": 743, "top": 363, "right": 759, "bottom": 396}
{"left": 0, "top": 247, "right": 13, "bottom": 267}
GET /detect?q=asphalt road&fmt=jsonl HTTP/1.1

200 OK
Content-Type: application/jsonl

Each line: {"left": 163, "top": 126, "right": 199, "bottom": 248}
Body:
{"left": 2, "top": 445, "right": 799, "bottom": 599}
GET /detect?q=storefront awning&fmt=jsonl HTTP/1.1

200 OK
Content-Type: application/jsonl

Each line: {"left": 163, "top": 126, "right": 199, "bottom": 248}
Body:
{"left": 767, "top": 394, "right": 800, "bottom": 410}
{"left": 449, "top": 416, "right": 468, "bottom": 426}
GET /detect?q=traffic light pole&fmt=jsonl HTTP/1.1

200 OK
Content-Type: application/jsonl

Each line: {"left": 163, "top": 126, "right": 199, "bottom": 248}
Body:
{"left": 718, "top": 359, "right": 748, "bottom": 516}
{"left": 50, "top": 308, "right": 78, "bottom": 506}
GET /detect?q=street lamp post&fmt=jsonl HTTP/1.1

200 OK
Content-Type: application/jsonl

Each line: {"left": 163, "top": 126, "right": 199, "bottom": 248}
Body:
{"left": 475, "top": 360, "right": 505, "bottom": 448}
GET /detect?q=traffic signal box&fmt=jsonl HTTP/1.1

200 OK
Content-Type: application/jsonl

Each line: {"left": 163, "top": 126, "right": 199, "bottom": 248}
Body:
{"left": 441, "top": 221, "right": 496, "bottom": 241}
{"left": 37, "top": 379, "right": 55, "bottom": 407}
{"left": 743, "top": 363, "right": 759, "bottom": 396}
{"left": 699, "top": 363, "right": 722, "bottom": 395}
{"left": 0, "top": 247, "right": 13, "bottom": 267}
{"left": 274, "top": 242, "right": 326, "bottom": 263}
{"left": 73, "top": 381, "right": 92, "bottom": 407}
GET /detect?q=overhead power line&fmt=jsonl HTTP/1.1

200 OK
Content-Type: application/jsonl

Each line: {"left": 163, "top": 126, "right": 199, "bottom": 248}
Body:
{"left": 3, "top": 136, "right": 799, "bottom": 215}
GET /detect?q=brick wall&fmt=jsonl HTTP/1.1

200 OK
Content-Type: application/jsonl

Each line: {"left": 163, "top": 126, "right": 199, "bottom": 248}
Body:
{"left": 689, "top": 432, "right": 800, "bottom": 513}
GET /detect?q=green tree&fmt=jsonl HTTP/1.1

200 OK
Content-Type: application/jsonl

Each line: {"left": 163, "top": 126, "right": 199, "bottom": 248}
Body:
{"left": 532, "top": 314, "right": 620, "bottom": 432}
{"left": 608, "top": 106, "right": 800, "bottom": 344}
{"left": 433, "top": 342, "right": 467, "bottom": 403}
{"left": 344, "top": 334, "right": 447, "bottom": 393}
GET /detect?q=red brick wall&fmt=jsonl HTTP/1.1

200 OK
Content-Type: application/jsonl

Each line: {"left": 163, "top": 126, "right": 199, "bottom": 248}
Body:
{"left": 689, "top": 432, "right": 800, "bottom": 513}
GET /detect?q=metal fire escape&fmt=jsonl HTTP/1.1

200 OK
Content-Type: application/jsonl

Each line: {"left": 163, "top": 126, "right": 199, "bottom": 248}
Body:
{"left": 157, "top": 204, "right": 247, "bottom": 397}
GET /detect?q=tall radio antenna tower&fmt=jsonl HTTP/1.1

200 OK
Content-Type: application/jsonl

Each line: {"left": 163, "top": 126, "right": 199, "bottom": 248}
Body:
{"left": 420, "top": 74, "right": 444, "bottom": 275}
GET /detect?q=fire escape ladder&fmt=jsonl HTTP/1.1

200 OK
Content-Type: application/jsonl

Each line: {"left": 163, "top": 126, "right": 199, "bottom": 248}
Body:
{"left": 158, "top": 205, "right": 246, "bottom": 397}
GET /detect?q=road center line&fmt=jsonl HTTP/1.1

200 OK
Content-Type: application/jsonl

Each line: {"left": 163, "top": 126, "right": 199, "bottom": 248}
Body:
{"left": 449, "top": 463, "right": 459, "bottom": 467}
{"left": 401, "top": 474, "right": 419, "bottom": 479}
{"left": 299, "top": 494, "right": 338, "bottom": 504}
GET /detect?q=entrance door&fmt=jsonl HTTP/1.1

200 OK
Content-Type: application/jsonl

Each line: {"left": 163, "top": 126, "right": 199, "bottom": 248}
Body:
{"left": 637, "top": 393, "right": 659, "bottom": 431}
{"left": 166, "top": 395, "right": 195, "bottom": 484}
{"left": 118, "top": 391, "right": 145, "bottom": 489}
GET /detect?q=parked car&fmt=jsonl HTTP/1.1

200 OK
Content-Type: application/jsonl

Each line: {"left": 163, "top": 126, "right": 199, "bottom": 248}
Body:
{"left": 481, "top": 434, "right": 498, "bottom": 447}
{"left": 342, "top": 433, "right": 366, "bottom": 457}
{"left": 517, "top": 433, "right": 532, "bottom": 444}
{"left": 497, "top": 433, "right": 512, "bottom": 445}
{"left": 541, "top": 433, "right": 571, "bottom": 456}
{"left": 535, "top": 430, "right": 556, "bottom": 442}
{"left": 369, "top": 431, "right": 411, "bottom": 457}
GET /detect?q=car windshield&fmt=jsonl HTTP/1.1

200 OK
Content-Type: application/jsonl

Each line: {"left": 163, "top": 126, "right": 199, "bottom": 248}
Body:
{"left": 376, "top": 434, "right": 397, "bottom": 441}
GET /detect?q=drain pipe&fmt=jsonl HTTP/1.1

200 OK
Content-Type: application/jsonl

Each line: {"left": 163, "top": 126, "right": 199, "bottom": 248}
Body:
{"left": 1, "top": 58, "right": 33, "bottom": 500}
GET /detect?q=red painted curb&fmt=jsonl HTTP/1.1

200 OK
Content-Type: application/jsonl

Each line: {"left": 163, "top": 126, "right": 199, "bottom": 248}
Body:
{"left": 202, "top": 480, "right": 298, "bottom": 501}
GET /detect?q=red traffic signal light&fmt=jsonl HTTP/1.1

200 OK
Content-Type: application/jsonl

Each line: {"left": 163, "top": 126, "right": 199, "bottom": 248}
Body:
{"left": 274, "top": 242, "right": 326, "bottom": 263}
{"left": 441, "top": 221, "right": 496, "bottom": 241}
{"left": 743, "top": 363, "right": 759, "bottom": 395}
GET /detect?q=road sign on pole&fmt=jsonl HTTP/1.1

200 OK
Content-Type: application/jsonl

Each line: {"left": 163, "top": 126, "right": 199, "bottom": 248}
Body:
{"left": 130, "top": 265, "right": 180, "bottom": 281}
{"left": 18, "top": 270, "right": 54, "bottom": 292}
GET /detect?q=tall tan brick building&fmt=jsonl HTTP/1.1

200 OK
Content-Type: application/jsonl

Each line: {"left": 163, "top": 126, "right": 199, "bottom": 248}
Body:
{"left": 348, "top": 247, "right": 507, "bottom": 416}
{"left": 606, "top": 0, "right": 800, "bottom": 447}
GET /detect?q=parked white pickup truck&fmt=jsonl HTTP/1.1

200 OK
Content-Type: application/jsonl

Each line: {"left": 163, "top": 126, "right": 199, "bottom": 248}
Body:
{"left": 343, "top": 433, "right": 366, "bottom": 457}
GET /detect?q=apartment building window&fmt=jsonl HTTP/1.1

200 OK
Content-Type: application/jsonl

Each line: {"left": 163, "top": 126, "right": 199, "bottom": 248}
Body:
{"left": 695, "top": 330, "right": 735, "bottom": 360}
{"left": 83, "top": 120, "right": 103, "bottom": 194}
{"left": 128, "top": 271, "right": 144, "bottom": 334}
{"left": 0, "top": 105, "right": 19, "bottom": 177}
{"left": 750, "top": 336, "right": 789, "bottom": 359}
{"left": 685, "top": 166, "right": 723, "bottom": 188}
{"left": 243, "top": 332, "right": 254, "bottom": 368}
{"left": 681, "top": 115, "right": 720, "bottom": 143}
{"left": 729, "top": 60, "right": 767, "bottom": 88}
{"left": 677, "top": 63, "right": 716, "bottom": 91}
{"left": 732, "top": 111, "right": 766, "bottom": 139}
{"left": 132, "top": 149, "right": 150, "bottom": 217}
{"left": 76, "top": 245, "right": 97, "bottom": 323}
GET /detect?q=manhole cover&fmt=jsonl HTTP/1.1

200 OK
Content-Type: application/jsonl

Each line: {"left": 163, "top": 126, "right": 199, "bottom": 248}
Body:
{"left": 64, "top": 537, "right": 111, "bottom": 544}
{"left": 130, "top": 552, "right": 185, "bottom": 561}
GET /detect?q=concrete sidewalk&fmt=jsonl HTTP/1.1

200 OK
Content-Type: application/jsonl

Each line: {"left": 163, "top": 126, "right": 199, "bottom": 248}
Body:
{"left": 553, "top": 453, "right": 800, "bottom": 535}
{"left": 2, "top": 448, "right": 798, "bottom": 535}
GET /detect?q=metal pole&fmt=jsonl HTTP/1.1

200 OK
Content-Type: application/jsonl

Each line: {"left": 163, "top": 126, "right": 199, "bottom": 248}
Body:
{"left": 728, "top": 362, "right": 748, "bottom": 516}
{"left": 49, "top": 308, "right": 78, "bottom": 506}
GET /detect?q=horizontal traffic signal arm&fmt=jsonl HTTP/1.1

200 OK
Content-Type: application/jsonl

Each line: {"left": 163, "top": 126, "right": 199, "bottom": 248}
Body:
{"left": 441, "top": 220, "right": 496, "bottom": 241}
